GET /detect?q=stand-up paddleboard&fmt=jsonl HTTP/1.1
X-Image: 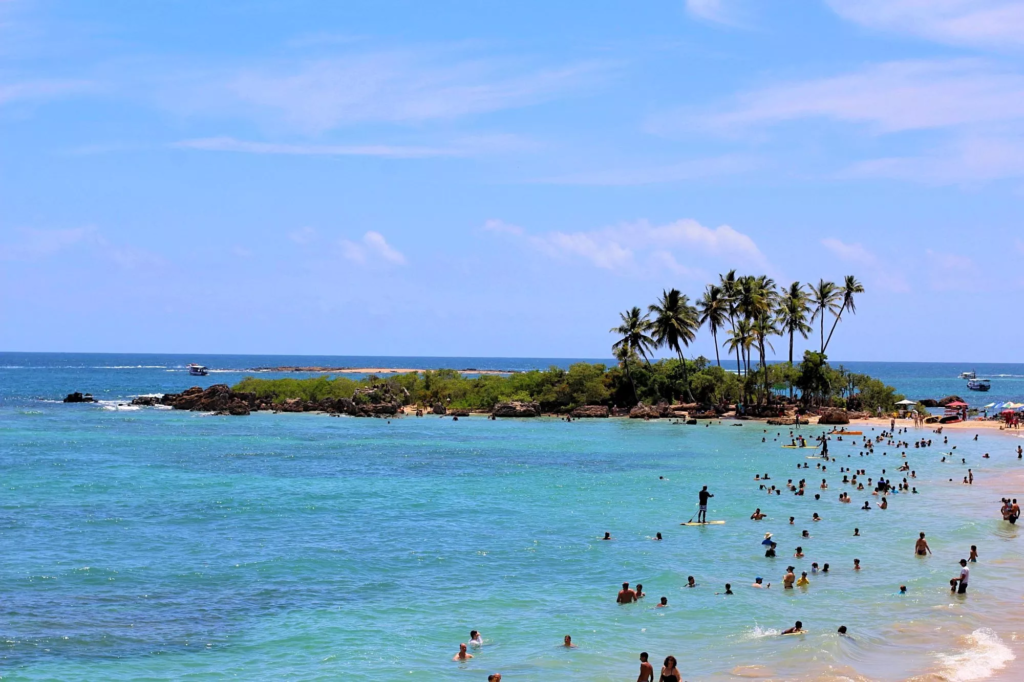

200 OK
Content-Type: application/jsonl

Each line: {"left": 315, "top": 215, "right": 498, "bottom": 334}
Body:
{"left": 681, "top": 520, "right": 726, "bottom": 526}
{"left": 805, "top": 455, "right": 822, "bottom": 460}
{"left": 781, "top": 445, "right": 820, "bottom": 449}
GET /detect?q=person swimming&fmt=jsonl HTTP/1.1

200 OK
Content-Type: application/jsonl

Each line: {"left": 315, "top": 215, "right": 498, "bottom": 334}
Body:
{"left": 781, "top": 620, "right": 805, "bottom": 634}
{"left": 453, "top": 643, "right": 473, "bottom": 661}
{"left": 563, "top": 634, "right": 577, "bottom": 648}
{"left": 796, "top": 572, "right": 810, "bottom": 587}
{"left": 470, "top": 630, "right": 483, "bottom": 646}
{"left": 752, "top": 577, "right": 770, "bottom": 588}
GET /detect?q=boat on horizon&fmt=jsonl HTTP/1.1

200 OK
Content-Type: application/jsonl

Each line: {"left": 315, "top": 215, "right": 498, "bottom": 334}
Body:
{"left": 967, "top": 378, "right": 990, "bottom": 392}
{"left": 959, "top": 370, "right": 976, "bottom": 380}
{"left": 187, "top": 364, "right": 209, "bottom": 377}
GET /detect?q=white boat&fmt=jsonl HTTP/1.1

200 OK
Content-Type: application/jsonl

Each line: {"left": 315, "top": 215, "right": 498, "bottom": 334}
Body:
{"left": 959, "top": 370, "right": 976, "bottom": 380}
{"left": 967, "top": 378, "right": 990, "bottom": 392}
{"left": 187, "top": 364, "right": 209, "bottom": 376}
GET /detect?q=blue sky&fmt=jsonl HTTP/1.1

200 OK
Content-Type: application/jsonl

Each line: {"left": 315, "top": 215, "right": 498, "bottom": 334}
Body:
{"left": 2, "top": 0, "right": 1023, "bottom": 361}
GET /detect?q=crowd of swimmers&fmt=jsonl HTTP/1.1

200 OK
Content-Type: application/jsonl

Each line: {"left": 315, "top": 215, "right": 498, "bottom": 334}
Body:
{"left": 453, "top": 423, "right": 1020, "bottom": 679}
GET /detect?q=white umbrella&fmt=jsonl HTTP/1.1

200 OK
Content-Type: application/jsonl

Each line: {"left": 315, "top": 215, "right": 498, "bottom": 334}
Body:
{"left": 895, "top": 399, "right": 918, "bottom": 406}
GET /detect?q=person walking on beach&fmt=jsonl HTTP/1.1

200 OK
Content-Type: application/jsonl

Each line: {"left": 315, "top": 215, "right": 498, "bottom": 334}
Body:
{"left": 698, "top": 485, "right": 713, "bottom": 523}
{"left": 637, "top": 652, "right": 654, "bottom": 682}
{"left": 915, "top": 532, "right": 932, "bottom": 556}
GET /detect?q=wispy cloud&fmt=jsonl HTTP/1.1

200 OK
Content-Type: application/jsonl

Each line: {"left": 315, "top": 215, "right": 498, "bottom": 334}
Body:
{"left": 0, "top": 79, "right": 93, "bottom": 107}
{"left": 340, "top": 231, "right": 406, "bottom": 266}
{"left": 534, "top": 155, "right": 760, "bottom": 186}
{"left": 174, "top": 134, "right": 535, "bottom": 159}
{"left": 167, "top": 48, "right": 610, "bottom": 134}
{"left": 926, "top": 248, "right": 980, "bottom": 291}
{"left": 821, "top": 238, "right": 909, "bottom": 292}
{"left": 486, "top": 217, "right": 768, "bottom": 277}
{"left": 665, "top": 59, "right": 1024, "bottom": 136}
{"left": 827, "top": 0, "right": 1024, "bottom": 50}
{"left": 0, "top": 226, "right": 164, "bottom": 270}
{"left": 844, "top": 134, "right": 1024, "bottom": 184}
{"left": 289, "top": 227, "right": 318, "bottom": 245}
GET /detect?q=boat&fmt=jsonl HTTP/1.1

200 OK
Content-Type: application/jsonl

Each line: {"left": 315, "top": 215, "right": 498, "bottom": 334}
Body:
{"left": 967, "top": 378, "right": 990, "bottom": 392}
{"left": 959, "top": 370, "right": 976, "bottom": 380}
{"left": 187, "top": 364, "right": 209, "bottom": 377}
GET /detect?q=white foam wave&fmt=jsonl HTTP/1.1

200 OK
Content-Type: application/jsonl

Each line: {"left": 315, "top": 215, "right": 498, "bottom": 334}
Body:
{"left": 934, "top": 628, "right": 1014, "bottom": 681}
{"left": 745, "top": 625, "right": 780, "bottom": 639}
{"left": 97, "top": 400, "right": 140, "bottom": 411}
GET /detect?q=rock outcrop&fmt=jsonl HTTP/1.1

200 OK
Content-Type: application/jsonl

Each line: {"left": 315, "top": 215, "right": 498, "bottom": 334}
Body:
{"left": 818, "top": 408, "right": 850, "bottom": 425}
{"left": 63, "top": 392, "right": 96, "bottom": 403}
{"left": 492, "top": 401, "right": 541, "bottom": 417}
{"left": 570, "top": 405, "right": 610, "bottom": 418}
{"left": 938, "top": 395, "right": 965, "bottom": 407}
{"left": 629, "top": 401, "right": 670, "bottom": 419}
{"left": 129, "top": 383, "right": 404, "bottom": 418}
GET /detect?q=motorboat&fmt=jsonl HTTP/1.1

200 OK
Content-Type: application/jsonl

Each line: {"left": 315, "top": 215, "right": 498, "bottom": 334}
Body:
{"left": 959, "top": 370, "right": 976, "bottom": 380}
{"left": 187, "top": 364, "right": 209, "bottom": 377}
{"left": 967, "top": 378, "right": 990, "bottom": 392}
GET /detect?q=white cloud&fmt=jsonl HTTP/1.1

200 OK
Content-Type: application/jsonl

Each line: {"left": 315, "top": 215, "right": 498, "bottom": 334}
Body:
{"left": 169, "top": 49, "right": 608, "bottom": 134}
{"left": 340, "top": 231, "right": 406, "bottom": 266}
{"left": 821, "top": 238, "right": 910, "bottom": 292}
{"left": 821, "top": 238, "right": 879, "bottom": 267}
{"left": 289, "top": 227, "right": 318, "bottom": 245}
{"left": 672, "top": 59, "right": 1024, "bottom": 135}
{"left": 486, "top": 217, "right": 767, "bottom": 277}
{"left": 827, "top": 0, "right": 1024, "bottom": 49}
{"left": 534, "top": 155, "right": 760, "bottom": 186}
{"left": 926, "top": 248, "right": 980, "bottom": 290}
{"left": 482, "top": 219, "right": 524, "bottom": 236}
{"left": 686, "top": 0, "right": 731, "bottom": 23}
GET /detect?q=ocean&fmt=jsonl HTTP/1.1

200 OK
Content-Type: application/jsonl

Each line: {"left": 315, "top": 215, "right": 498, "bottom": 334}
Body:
{"left": 2, "top": 353, "right": 1023, "bottom": 680}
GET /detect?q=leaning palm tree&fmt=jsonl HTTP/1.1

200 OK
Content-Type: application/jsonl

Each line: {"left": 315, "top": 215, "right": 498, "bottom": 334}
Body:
{"left": 822, "top": 275, "right": 865, "bottom": 354}
{"left": 809, "top": 279, "right": 842, "bottom": 353}
{"left": 610, "top": 307, "right": 655, "bottom": 402}
{"left": 779, "top": 281, "right": 812, "bottom": 366}
{"left": 719, "top": 270, "right": 741, "bottom": 375}
{"left": 649, "top": 288, "right": 699, "bottom": 401}
{"left": 698, "top": 284, "right": 728, "bottom": 368}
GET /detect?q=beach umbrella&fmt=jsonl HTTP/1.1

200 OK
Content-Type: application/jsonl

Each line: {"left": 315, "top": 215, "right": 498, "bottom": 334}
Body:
{"left": 895, "top": 399, "right": 917, "bottom": 406}
{"left": 945, "top": 401, "right": 968, "bottom": 407}
{"left": 982, "top": 402, "right": 996, "bottom": 409}
{"left": 1005, "top": 402, "right": 1024, "bottom": 409}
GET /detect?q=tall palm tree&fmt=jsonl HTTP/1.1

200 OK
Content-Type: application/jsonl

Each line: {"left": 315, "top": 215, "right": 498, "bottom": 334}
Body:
{"left": 809, "top": 279, "right": 841, "bottom": 354}
{"left": 779, "top": 281, "right": 812, "bottom": 366}
{"left": 752, "top": 309, "right": 778, "bottom": 403}
{"left": 724, "top": 318, "right": 754, "bottom": 376}
{"left": 610, "top": 307, "right": 655, "bottom": 402}
{"left": 823, "top": 275, "right": 865, "bottom": 354}
{"left": 649, "top": 288, "right": 699, "bottom": 401}
{"left": 698, "top": 284, "right": 728, "bottom": 367}
{"left": 719, "top": 270, "right": 741, "bottom": 375}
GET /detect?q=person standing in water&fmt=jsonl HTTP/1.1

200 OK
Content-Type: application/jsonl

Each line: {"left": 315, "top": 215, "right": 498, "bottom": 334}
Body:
{"left": 637, "top": 652, "right": 654, "bottom": 682}
{"left": 915, "top": 532, "right": 932, "bottom": 556}
{"left": 698, "top": 485, "right": 714, "bottom": 523}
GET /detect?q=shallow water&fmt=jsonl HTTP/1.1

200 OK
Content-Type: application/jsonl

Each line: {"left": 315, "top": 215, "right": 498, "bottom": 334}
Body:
{"left": 2, "top": 355, "right": 1024, "bottom": 680}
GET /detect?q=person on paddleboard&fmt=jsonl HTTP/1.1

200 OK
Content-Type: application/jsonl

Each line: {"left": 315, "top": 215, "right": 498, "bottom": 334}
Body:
{"left": 698, "top": 485, "right": 713, "bottom": 523}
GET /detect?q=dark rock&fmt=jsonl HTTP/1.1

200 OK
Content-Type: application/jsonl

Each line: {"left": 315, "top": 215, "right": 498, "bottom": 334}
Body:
{"left": 919, "top": 399, "right": 939, "bottom": 408}
{"left": 492, "top": 401, "right": 541, "bottom": 418}
{"left": 431, "top": 403, "right": 447, "bottom": 415}
{"left": 570, "top": 405, "right": 610, "bottom": 418}
{"left": 818, "top": 408, "right": 850, "bottom": 425}
{"left": 227, "top": 400, "right": 250, "bottom": 416}
{"left": 63, "top": 392, "right": 96, "bottom": 403}
{"left": 279, "top": 398, "right": 304, "bottom": 413}
{"left": 938, "top": 395, "right": 964, "bottom": 407}
{"left": 449, "top": 409, "right": 470, "bottom": 417}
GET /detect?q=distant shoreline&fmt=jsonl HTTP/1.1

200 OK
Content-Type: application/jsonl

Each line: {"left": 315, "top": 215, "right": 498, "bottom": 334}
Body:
{"left": 249, "top": 366, "right": 518, "bottom": 375}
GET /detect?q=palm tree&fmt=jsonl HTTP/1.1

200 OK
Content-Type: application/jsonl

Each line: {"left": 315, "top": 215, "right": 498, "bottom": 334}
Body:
{"left": 649, "top": 288, "right": 699, "bottom": 401}
{"left": 610, "top": 307, "right": 655, "bottom": 402}
{"left": 751, "top": 309, "right": 778, "bottom": 403}
{"left": 779, "top": 281, "right": 812, "bottom": 366}
{"left": 698, "top": 284, "right": 728, "bottom": 367}
{"left": 724, "top": 317, "right": 754, "bottom": 376}
{"left": 719, "top": 270, "right": 741, "bottom": 375}
{"left": 809, "top": 279, "right": 841, "bottom": 353}
{"left": 823, "top": 275, "right": 864, "bottom": 354}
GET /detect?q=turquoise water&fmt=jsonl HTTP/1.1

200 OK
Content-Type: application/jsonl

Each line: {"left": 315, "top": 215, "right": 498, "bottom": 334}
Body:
{"left": 3, "top": 354, "right": 1024, "bottom": 680}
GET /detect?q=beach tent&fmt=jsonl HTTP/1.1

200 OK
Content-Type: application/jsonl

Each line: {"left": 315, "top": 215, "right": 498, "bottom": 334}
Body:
{"left": 895, "top": 399, "right": 917, "bottom": 406}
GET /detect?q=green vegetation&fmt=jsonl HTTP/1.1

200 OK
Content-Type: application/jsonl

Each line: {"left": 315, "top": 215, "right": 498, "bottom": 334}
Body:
{"left": 231, "top": 271, "right": 902, "bottom": 414}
